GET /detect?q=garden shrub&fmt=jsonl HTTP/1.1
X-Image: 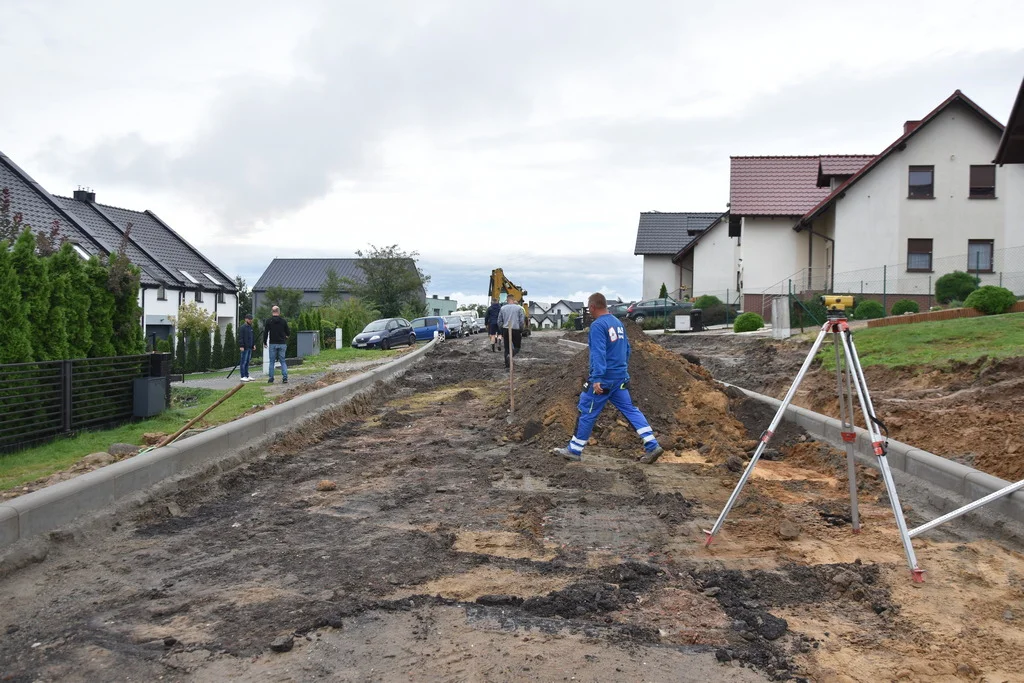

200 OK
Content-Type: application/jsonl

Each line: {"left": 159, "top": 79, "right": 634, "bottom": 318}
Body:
{"left": 733, "top": 312, "right": 764, "bottom": 333}
{"left": 853, "top": 300, "right": 885, "bottom": 319}
{"left": 693, "top": 295, "right": 722, "bottom": 310}
{"left": 935, "top": 271, "right": 979, "bottom": 304}
{"left": 964, "top": 286, "right": 1016, "bottom": 315}
{"left": 890, "top": 299, "right": 920, "bottom": 316}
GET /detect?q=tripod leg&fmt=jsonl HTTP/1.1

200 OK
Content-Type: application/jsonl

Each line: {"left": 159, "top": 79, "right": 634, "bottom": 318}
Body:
{"left": 833, "top": 333, "right": 861, "bottom": 533}
{"left": 842, "top": 329, "right": 924, "bottom": 582}
{"left": 704, "top": 324, "right": 831, "bottom": 545}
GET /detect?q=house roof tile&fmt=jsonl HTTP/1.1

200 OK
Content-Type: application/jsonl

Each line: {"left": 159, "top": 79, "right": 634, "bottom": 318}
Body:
{"left": 995, "top": 77, "right": 1024, "bottom": 164}
{"left": 252, "top": 258, "right": 368, "bottom": 292}
{"left": 730, "top": 156, "right": 836, "bottom": 217}
{"left": 633, "top": 211, "right": 721, "bottom": 255}
{"left": 799, "top": 90, "right": 1004, "bottom": 228}
{"left": 0, "top": 153, "right": 106, "bottom": 256}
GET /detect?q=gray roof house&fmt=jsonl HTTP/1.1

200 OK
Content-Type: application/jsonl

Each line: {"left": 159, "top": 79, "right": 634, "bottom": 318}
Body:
{"left": 1, "top": 149, "right": 237, "bottom": 345}
{"left": 633, "top": 211, "right": 720, "bottom": 299}
{"left": 252, "top": 257, "right": 426, "bottom": 313}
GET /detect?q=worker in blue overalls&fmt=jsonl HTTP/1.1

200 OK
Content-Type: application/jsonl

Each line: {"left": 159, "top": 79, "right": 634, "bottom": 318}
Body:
{"left": 552, "top": 292, "right": 664, "bottom": 464}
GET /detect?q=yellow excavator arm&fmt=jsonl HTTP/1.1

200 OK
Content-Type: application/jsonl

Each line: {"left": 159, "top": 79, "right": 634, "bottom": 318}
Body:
{"left": 488, "top": 268, "right": 531, "bottom": 334}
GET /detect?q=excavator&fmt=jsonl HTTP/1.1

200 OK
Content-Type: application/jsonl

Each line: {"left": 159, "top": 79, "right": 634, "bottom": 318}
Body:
{"left": 488, "top": 268, "right": 531, "bottom": 336}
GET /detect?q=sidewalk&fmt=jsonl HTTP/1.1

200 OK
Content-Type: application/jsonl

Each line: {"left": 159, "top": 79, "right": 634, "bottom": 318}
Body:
{"left": 172, "top": 357, "right": 394, "bottom": 393}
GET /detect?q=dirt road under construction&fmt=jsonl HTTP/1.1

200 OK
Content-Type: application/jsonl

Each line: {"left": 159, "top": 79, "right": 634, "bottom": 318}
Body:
{"left": 2, "top": 330, "right": 1024, "bottom": 682}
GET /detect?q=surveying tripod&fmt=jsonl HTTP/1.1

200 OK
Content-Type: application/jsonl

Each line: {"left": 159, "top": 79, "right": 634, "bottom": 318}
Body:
{"left": 702, "top": 297, "right": 925, "bottom": 582}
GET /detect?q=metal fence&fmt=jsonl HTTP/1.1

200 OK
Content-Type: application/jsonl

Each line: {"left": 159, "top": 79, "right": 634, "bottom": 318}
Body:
{"left": 752, "top": 244, "right": 1024, "bottom": 322}
{"left": 671, "top": 287, "right": 744, "bottom": 327}
{"left": 0, "top": 354, "right": 168, "bottom": 454}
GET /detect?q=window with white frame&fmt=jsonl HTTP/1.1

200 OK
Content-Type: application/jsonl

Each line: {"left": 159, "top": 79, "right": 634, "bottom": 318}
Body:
{"left": 195, "top": 290, "right": 204, "bottom": 303}
{"left": 157, "top": 285, "right": 166, "bottom": 300}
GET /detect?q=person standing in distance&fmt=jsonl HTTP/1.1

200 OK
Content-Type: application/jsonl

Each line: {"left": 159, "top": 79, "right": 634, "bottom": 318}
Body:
{"left": 486, "top": 298, "right": 503, "bottom": 352}
{"left": 496, "top": 295, "right": 525, "bottom": 369}
{"left": 238, "top": 314, "right": 256, "bottom": 382}
{"left": 552, "top": 292, "right": 664, "bottom": 464}
{"left": 263, "top": 305, "right": 290, "bottom": 384}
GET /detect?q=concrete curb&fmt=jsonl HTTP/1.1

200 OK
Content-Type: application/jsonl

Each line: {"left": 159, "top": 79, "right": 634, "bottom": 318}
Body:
{"left": 0, "top": 339, "right": 439, "bottom": 551}
{"left": 722, "top": 382, "right": 1024, "bottom": 527}
{"left": 557, "top": 339, "right": 588, "bottom": 349}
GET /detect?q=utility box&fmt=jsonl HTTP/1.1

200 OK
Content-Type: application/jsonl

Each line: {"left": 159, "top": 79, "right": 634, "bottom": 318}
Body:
{"left": 133, "top": 377, "right": 166, "bottom": 418}
{"left": 297, "top": 331, "right": 321, "bottom": 358}
{"left": 674, "top": 309, "right": 703, "bottom": 333}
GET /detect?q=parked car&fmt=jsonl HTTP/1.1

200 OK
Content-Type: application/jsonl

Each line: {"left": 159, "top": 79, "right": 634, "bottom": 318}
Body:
{"left": 444, "top": 315, "right": 468, "bottom": 338}
{"left": 411, "top": 316, "right": 449, "bottom": 341}
{"left": 625, "top": 298, "right": 693, "bottom": 323}
{"left": 352, "top": 318, "right": 416, "bottom": 350}
{"left": 608, "top": 302, "right": 632, "bottom": 318}
{"left": 461, "top": 315, "right": 482, "bottom": 334}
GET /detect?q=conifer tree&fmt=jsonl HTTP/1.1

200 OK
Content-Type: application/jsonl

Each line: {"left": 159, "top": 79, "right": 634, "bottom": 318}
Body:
{"left": 199, "top": 329, "right": 212, "bottom": 372}
{"left": 187, "top": 335, "right": 199, "bottom": 373}
{"left": 0, "top": 241, "right": 33, "bottom": 363}
{"left": 174, "top": 331, "right": 187, "bottom": 373}
{"left": 48, "top": 243, "right": 92, "bottom": 358}
{"left": 45, "top": 269, "right": 70, "bottom": 361}
{"left": 11, "top": 230, "right": 51, "bottom": 361}
{"left": 212, "top": 326, "right": 223, "bottom": 369}
{"left": 224, "top": 323, "right": 236, "bottom": 366}
{"left": 107, "top": 251, "right": 144, "bottom": 356}
{"left": 84, "top": 257, "right": 115, "bottom": 358}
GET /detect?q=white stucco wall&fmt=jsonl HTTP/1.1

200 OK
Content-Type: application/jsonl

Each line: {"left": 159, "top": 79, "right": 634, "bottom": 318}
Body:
{"left": 740, "top": 217, "right": 807, "bottom": 294}
{"left": 831, "top": 101, "right": 1021, "bottom": 294}
{"left": 641, "top": 256, "right": 677, "bottom": 299}
{"left": 691, "top": 218, "right": 741, "bottom": 299}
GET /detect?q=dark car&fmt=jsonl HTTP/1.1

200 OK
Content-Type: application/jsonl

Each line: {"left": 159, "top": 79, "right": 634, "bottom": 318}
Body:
{"left": 608, "top": 302, "right": 632, "bottom": 318}
{"left": 625, "top": 298, "right": 693, "bottom": 323}
{"left": 352, "top": 318, "right": 416, "bottom": 350}
{"left": 411, "top": 316, "right": 449, "bottom": 341}
{"left": 443, "top": 315, "right": 467, "bottom": 338}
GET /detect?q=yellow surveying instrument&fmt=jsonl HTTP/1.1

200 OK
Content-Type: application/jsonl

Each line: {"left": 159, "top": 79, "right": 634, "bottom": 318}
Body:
{"left": 821, "top": 295, "right": 854, "bottom": 317}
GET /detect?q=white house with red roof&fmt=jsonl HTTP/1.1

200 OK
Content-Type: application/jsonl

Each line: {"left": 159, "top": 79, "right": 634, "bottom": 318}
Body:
{"left": 675, "top": 90, "right": 1024, "bottom": 317}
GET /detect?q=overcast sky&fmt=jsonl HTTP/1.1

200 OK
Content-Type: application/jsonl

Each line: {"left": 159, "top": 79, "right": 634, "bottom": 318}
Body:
{"left": 2, "top": 0, "right": 1023, "bottom": 306}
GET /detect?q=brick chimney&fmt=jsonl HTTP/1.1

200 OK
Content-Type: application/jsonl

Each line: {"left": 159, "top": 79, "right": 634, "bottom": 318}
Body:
{"left": 903, "top": 120, "right": 921, "bottom": 135}
{"left": 73, "top": 188, "right": 96, "bottom": 203}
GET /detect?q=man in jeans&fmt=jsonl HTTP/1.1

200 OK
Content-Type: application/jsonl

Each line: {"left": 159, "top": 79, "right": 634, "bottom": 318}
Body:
{"left": 496, "top": 295, "right": 525, "bottom": 370}
{"left": 238, "top": 314, "right": 256, "bottom": 382}
{"left": 263, "top": 305, "right": 290, "bottom": 384}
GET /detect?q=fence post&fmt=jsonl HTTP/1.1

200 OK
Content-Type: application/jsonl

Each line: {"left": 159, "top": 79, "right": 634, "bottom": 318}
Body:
{"left": 882, "top": 265, "right": 887, "bottom": 314}
{"left": 149, "top": 352, "right": 171, "bottom": 409}
{"left": 61, "top": 360, "right": 73, "bottom": 434}
{"left": 999, "top": 272, "right": 1003, "bottom": 287}
{"left": 928, "top": 276, "right": 932, "bottom": 311}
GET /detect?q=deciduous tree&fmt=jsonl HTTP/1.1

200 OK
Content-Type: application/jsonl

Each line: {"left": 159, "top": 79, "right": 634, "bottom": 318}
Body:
{"left": 349, "top": 244, "right": 429, "bottom": 318}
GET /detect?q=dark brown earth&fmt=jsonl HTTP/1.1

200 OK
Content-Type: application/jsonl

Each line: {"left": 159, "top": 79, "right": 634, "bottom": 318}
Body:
{"left": 1, "top": 331, "right": 1024, "bottom": 682}
{"left": 657, "top": 332, "right": 1024, "bottom": 482}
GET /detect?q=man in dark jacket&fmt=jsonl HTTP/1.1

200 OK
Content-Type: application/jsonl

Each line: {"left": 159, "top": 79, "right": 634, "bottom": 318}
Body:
{"left": 486, "top": 298, "right": 503, "bottom": 352}
{"left": 263, "top": 306, "right": 290, "bottom": 384}
{"left": 238, "top": 314, "right": 256, "bottom": 382}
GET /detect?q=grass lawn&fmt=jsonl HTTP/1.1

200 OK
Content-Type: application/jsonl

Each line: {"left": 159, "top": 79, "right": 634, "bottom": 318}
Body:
{"left": 0, "top": 384, "right": 270, "bottom": 492}
{"left": 179, "top": 346, "right": 407, "bottom": 381}
{"left": 816, "top": 312, "right": 1024, "bottom": 371}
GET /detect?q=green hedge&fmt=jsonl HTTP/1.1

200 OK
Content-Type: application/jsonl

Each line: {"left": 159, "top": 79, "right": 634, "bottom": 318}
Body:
{"left": 964, "top": 286, "right": 1016, "bottom": 315}
{"left": 733, "top": 312, "right": 764, "bottom": 333}
{"left": 853, "top": 300, "right": 885, "bottom": 320}
{"left": 890, "top": 299, "right": 920, "bottom": 316}
{"left": 935, "top": 271, "right": 979, "bottom": 304}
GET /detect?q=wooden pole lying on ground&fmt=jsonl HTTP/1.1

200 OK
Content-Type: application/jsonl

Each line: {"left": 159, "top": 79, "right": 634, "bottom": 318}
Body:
{"left": 155, "top": 383, "right": 244, "bottom": 449}
{"left": 507, "top": 318, "right": 515, "bottom": 418}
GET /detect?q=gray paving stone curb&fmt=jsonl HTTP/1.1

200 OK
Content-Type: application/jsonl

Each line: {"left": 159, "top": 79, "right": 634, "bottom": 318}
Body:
{"left": 722, "top": 382, "right": 1024, "bottom": 526}
{"left": 0, "top": 339, "right": 439, "bottom": 550}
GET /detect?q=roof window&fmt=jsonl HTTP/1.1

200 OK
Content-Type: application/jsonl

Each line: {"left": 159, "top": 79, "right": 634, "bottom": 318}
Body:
{"left": 72, "top": 244, "right": 90, "bottom": 259}
{"left": 179, "top": 270, "right": 200, "bottom": 284}
{"left": 203, "top": 272, "right": 222, "bottom": 286}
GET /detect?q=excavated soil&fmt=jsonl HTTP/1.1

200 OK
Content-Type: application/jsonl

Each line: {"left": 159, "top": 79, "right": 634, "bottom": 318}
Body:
{"left": 2, "top": 333, "right": 1024, "bottom": 682}
{"left": 659, "top": 333, "right": 1024, "bottom": 483}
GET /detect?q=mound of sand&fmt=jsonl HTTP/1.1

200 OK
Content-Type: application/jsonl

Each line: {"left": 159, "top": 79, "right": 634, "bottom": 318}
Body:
{"left": 513, "top": 323, "right": 749, "bottom": 459}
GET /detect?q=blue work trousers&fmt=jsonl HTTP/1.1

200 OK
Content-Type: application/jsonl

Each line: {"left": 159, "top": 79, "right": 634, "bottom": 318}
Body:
{"left": 567, "top": 384, "right": 658, "bottom": 456}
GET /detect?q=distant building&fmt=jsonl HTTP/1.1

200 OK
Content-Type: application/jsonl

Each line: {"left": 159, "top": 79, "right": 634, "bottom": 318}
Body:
{"left": 427, "top": 294, "right": 458, "bottom": 316}
{"left": 252, "top": 257, "right": 427, "bottom": 313}
{"left": 633, "top": 212, "right": 721, "bottom": 300}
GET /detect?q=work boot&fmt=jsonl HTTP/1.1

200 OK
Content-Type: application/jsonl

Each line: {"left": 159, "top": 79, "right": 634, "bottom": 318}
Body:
{"left": 638, "top": 446, "right": 664, "bottom": 465}
{"left": 491, "top": 342, "right": 495, "bottom": 352}
{"left": 283, "top": 378, "right": 288, "bottom": 384}
{"left": 267, "top": 378, "right": 274, "bottom": 384}
{"left": 551, "top": 447, "right": 581, "bottom": 462}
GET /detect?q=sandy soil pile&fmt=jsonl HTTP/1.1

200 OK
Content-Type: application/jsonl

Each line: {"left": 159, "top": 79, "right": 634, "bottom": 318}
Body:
{"left": 512, "top": 323, "right": 749, "bottom": 459}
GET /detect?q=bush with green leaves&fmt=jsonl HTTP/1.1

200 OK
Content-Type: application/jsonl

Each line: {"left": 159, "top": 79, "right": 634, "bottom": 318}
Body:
{"left": 791, "top": 298, "right": 826, "bottom": 328}
{"left": 733, "top": 312, "right": 764, "bottom": 333}
{"left": 935, "top": 270, "right": 979, "bottom": 304}
{"left": 658, "top": 282, "right": 669, "bottom": 298}
{"left": 853, "top": 300, "right": 885, "bottom": 320}
{"left": 693, "top": 295, "right": 722, "bottom": 309}
{"left": 890, "top": 299, "right": 920, "bottom": 316}
{"left": 199, "top": 329, "right": 212, "bottom": 372}
{"left": 223, "top": 323, "right": 237, "bottom": 365}
{"left": 964, "top": 286, "right": 1016, "bottom": 315}
{"left": 186, "top": 335, "right": 200, "bottom": 373}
